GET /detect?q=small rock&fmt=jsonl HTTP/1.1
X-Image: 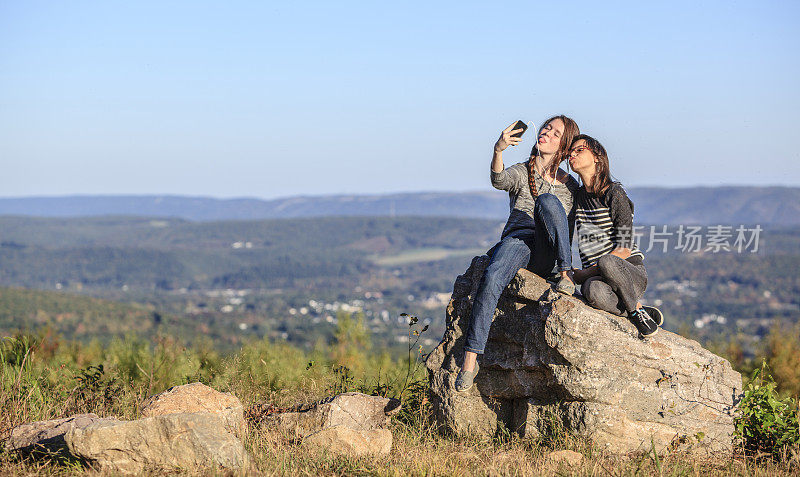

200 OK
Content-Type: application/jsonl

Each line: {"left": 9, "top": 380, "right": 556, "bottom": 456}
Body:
{"left": 4, "top": 413, "right": 117, "bottom": 457}
{"left": 267, "top": 392, "right": 400, "bottom": 438}
{"left": 302, "top": 426, "right": 392, "bottom": 456}
{"left": 546, "top": 449, "right": 584, "bottom": 468}
{"left": 141, "top": 382, "right": 245, "bottom": 435}
{"left": 65, "top": 413, "right": 250, "bottom": 474}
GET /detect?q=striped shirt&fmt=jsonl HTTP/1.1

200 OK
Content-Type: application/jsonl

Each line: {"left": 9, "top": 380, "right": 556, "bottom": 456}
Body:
{"left": 575, "top": 183, "right": 644, "bottom": 268}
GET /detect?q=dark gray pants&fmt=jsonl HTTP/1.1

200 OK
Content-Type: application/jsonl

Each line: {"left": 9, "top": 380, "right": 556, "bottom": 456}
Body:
{"left": 580, "top": 254, "right": 647, "bottom": 315}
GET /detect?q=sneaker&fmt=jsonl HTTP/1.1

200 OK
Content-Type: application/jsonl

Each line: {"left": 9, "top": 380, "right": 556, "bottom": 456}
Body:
{"left": 454, "top": 362, "right": 480, "bottom": 392}
{"left": 628, "top": 308, "right": 658, "bottom": 338}
{"left": 642, "top": 305, "right": 664, "bottom": 327}
{"left": 554, "top": 276, "right": 575, "bottom": 296}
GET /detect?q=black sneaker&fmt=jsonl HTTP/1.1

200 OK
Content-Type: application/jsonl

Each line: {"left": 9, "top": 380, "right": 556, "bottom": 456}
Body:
{"left": 629, "top": 308, "right": 658, "bottom": 338}
{"left": 642, "top": 306, "right": 664, "bottom": 327}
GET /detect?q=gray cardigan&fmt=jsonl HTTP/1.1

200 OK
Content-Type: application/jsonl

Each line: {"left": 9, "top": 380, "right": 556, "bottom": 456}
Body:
{"left": 491, "top": 161, "right": 579, "bottom": 240}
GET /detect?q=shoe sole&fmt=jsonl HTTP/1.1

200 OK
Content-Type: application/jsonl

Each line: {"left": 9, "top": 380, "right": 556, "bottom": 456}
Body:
{"left": 639, "top": 326, "right": 659, "bottom": 339}
{"left": 643, "top": 307, "right": 664, "bottom": 327}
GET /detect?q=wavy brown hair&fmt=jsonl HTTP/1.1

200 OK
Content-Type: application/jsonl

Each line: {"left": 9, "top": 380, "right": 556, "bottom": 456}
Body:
{"left": 572, "top": 134, "right": 612, "bottom": 195}
{"left": 527, "top": 115, "right": 580, "bottom": 197}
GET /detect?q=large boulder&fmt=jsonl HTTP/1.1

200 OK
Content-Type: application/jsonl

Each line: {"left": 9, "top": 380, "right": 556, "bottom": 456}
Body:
{"left": 64, "top": 413, "right": 250, "bottom": 474}
{"left": 426, "top": 256, "right": 743, "bottom": 454}
{"left": 4, "top": 414, "right": 117, "bottom": 457}
{"left": 140, "top": 382, "right": 245, "bottom": 435}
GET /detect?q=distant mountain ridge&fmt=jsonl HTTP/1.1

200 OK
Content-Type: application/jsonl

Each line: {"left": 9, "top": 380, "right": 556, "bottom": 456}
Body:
{"left": 1, "top": 186, "right": 798, "bottom": 225}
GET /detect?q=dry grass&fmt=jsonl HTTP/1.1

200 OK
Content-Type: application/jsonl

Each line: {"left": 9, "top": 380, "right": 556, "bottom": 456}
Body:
{"left": 2, "top": 403, "right": 799, "bottom": 476}
{"left": 237, "top": 419, "right": 799, "bottom": 476}
{"left": 2, "top": 334, "right": 799, "bottom": 476}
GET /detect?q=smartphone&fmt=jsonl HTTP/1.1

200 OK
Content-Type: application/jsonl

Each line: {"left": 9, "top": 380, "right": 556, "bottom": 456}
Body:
{"left": 511, "top": 120, "right": 528, "bottom": 138}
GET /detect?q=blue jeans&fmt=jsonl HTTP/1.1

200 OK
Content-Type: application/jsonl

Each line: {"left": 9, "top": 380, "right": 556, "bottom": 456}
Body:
{"left": 464, "top": 193, "right": 571, "bottom": 354}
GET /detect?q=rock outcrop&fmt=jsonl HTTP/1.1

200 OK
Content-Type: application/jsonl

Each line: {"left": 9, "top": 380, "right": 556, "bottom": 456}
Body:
{"left": 7, "top": 384, "right": 251, "bottom": 473}
{"left": 4, "top": 414, "right": 117, "bottom": 457}
{"left": 141, "top": 382, "right": 245, "bottom": 435}
{"left": 426, "top": 256, "right": 742, "bottom": 453}
{"left": 64, "top": 413, "right": 249, "bottom": 474}
{"left": 265, "top": 392, "right": 400, "bottom": 456}
{"left": 266, "top": 392, "right": 400, "bottom": 437}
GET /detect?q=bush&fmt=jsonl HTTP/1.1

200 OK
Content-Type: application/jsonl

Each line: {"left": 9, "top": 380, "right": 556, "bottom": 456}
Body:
{"left": 765, "top": 322, "right": 800, "bottom": 398}
{"left": 735, "top": 363, "right": 800, "bottom": 457}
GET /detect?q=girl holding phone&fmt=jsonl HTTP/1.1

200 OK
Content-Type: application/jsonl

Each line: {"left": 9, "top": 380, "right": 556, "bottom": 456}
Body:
{"left": 455, "top": 116, "right": 580, "bottom": 392}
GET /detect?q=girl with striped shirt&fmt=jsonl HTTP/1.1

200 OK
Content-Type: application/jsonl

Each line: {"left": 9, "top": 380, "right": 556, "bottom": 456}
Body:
{"left": 568, "top": 135, "right": 663, "bottom": 337}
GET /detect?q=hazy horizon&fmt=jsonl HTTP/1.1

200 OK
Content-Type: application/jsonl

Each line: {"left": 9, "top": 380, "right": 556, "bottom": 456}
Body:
{"left": 0, "top": 183, "right": 798, "bottom": 203}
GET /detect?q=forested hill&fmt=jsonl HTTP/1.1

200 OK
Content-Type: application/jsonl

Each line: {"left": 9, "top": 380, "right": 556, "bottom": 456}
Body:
{"left": 1, "top": 186, "right": 799, "bottom": 225}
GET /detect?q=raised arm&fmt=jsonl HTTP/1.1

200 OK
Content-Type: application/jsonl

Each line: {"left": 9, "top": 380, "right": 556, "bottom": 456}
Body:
{"left": 490, "top": 122, "right": 526, "bottom": 191}
{"left": 492, "top": 122, "right": 524, "bottom": 171}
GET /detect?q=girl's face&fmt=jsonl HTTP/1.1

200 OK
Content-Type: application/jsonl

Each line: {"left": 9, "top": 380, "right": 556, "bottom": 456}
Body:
{"left": 537, "top": 118, "right": 565, "bottom": 155}
{"left": 568, "top": 139, "right": 597, "bottom": 173}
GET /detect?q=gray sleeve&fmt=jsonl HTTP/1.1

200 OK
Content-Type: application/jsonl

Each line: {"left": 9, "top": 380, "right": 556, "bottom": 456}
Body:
{"left": 607, "top": 184, "right": 635, "bottom": 249}
{"left": 490, "top": 162, "right": 526, "bottom": 193}
{"left": 568, "top": 207, "right": 576, "bottom": 245}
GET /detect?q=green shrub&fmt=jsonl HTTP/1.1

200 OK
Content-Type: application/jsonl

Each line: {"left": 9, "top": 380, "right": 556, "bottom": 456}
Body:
{"left": 0, "top": 334, "right": 39, "bottom": 367}
{"left": 734, "top": 363, "right": 800, "bottom": 456}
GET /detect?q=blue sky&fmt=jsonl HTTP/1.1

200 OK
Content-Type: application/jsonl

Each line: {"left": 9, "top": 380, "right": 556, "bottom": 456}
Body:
{"left": 1, "top": 1, "right": 799, "bottom": 198}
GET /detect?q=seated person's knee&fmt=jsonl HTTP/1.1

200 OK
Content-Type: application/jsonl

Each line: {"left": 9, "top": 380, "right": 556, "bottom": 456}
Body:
{"left": 596, "top": 254, "right": 617, "bottom": 273}
{"left": 535, "top": 193, "right": 559, "bottom": 210}
{"left": 534, "top": 193, "right": 561, "bottom": 220}
{"left": 581, "top": 281, "right": 600, "bottom": 306}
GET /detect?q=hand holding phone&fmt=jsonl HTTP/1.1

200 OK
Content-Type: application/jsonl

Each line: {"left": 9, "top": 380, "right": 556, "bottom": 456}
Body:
{"left": 510, "top": 120, "right": 528, "bottom": 138}
{"left": 495, "top": 120, "right": 529, "bottom": 153}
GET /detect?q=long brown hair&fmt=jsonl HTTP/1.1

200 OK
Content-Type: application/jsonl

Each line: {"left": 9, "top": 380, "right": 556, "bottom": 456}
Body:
{"left": 527, "top": 115, "right": 579, "bottom": 198}
{"left": 572, "top": 134, "right": 612, "bottom": 195}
